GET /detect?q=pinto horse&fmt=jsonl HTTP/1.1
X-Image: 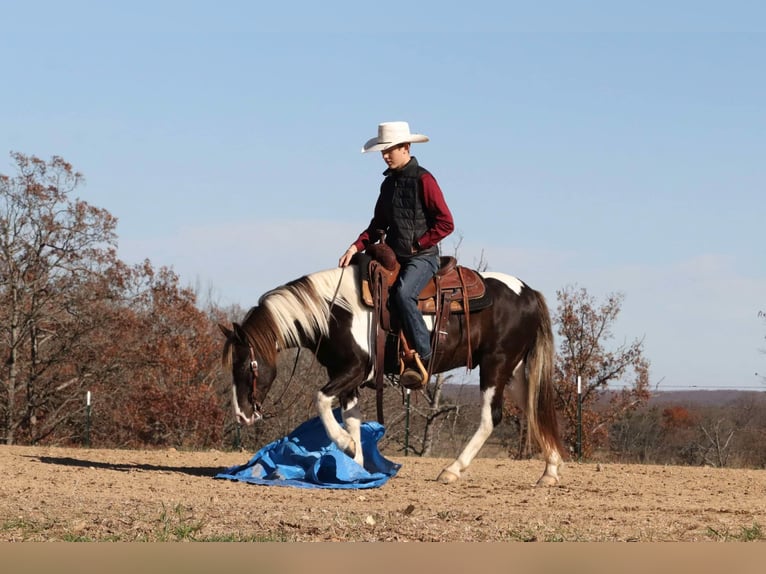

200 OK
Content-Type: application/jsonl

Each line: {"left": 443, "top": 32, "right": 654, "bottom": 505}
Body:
{"left": 219, "top": 263, "right": 564, "bottom": 486}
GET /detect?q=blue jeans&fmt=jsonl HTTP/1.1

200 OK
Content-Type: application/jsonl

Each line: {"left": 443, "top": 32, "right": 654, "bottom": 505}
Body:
{"left": 391, "top": 253, "right": 439, "bottom": 361}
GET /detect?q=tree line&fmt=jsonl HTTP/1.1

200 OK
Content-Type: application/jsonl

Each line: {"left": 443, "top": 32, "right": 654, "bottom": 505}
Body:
{"left": 2, "top": 152, "right": 764, "bottom": 469}
{"left": 1, "top": 153, "right": 228, "bottom": 447}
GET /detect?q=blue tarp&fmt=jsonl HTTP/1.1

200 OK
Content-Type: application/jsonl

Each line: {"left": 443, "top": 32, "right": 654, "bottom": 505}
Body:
{"left": 215, "top": 411, "right": 401, "bottom": 489}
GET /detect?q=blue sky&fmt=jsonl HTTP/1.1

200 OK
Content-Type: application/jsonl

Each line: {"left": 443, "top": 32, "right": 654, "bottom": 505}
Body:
{"left": 2, "top": 1, "right": 764, "bottom": 390}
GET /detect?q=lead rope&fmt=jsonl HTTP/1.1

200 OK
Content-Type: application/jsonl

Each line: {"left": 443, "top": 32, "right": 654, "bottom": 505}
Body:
{"left": 267, "top": 347, "right": 302, "bottom": 413}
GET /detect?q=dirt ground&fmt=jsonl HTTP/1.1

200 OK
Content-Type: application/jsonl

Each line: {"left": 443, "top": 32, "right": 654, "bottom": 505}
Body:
{"left": 1, "top": 444, "right": 765, "bottom": 542}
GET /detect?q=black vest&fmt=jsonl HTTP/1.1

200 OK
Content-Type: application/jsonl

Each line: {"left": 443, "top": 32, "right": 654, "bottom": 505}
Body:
{"left": 379, "top": 157, "right": 439, "bottom": 260}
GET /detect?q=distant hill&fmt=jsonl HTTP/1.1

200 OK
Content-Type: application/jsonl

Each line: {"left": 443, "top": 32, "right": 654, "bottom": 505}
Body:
{"left": 438, "top": 383, "right": 764, "bottom": 407}
{"left": 648, "top": 389, "right": 764, "bottom": 406}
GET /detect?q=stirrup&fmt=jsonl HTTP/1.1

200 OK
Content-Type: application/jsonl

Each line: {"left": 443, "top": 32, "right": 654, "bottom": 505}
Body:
{"left": 399, "top": 352, "right": 429, "bottom": 389}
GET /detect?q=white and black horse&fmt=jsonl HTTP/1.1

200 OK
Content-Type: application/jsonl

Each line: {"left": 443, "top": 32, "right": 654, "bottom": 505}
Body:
{"left": 220, "top": 264, "right": 563, "bottom": 485}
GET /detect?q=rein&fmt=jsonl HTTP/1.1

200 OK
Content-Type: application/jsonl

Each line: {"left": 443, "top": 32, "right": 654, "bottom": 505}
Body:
{"left": 303, "top": 265, "right": 346, "bottom": 372}
{"left": 247, "top": 345, "right": 263, "bottom": 421}
{"left": 248, "top": 267, "right": 348, "bottom": 419}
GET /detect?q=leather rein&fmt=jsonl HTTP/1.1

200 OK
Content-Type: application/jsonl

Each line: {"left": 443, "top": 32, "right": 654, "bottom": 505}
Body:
{"left": 247, "top": 345, "right": 263, "bottom": 421}
{"left": 243, "top": 266, "right": 346, "bottom": 422}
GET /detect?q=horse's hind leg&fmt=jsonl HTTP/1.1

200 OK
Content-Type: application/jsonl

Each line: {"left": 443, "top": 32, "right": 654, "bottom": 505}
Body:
{"left": 511, "top": 361, "right": 562, "bottom": 487}
{"left": 536, "top": 450, "right": 563, "bottom": 487}
{"left": 437, "top": 385, "right": 500, "bottom": 484}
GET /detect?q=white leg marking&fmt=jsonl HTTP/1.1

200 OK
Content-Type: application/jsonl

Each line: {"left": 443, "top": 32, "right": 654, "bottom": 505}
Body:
{"left": 441, "top": 387, "right": 496, "bottom": 480}
{"left": 316, "top": 391, "right": 355, "bottom": 457}
{"left": 342, "top": 397, "right": 364, "bottom": 466}
{"left": 537, "top": 448, "right": 563, "bottom": 486}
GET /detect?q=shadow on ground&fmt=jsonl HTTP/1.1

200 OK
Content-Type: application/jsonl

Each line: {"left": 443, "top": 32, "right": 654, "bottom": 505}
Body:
{"left": 29, "top": 455, "right": 225, "bottom": 477}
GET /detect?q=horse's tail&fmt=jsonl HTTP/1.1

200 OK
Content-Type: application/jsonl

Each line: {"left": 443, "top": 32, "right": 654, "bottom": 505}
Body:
{"left": 525, "top": 289, "right": 564, "bottom": 461}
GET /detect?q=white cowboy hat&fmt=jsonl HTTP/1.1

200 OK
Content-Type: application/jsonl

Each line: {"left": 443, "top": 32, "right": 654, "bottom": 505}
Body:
{"left": 361, "top": 121, "right": 429, "bottom": 153}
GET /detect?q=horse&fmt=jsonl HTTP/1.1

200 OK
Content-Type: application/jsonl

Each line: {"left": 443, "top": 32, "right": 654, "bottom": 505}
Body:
{"left": 219, "top": 262, "right": 564, "bottom": 486}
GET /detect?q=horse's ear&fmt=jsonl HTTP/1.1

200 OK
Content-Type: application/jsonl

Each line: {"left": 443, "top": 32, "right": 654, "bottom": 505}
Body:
{"left": 218, "top": 323, "right": 234, "bottom": 339}
{"left": 232, "top": 322, "right": 248, "bottom": 344}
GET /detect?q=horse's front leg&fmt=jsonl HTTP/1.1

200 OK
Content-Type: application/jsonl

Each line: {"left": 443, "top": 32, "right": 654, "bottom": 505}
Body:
{"left": 316, "top": 383, "right": 365, "bottom": 466}
{"left": 316, "top": 391, "right": 355, "bottom": 457}
{"left": 340, "top": 392, "right": 363, "bottom": 466}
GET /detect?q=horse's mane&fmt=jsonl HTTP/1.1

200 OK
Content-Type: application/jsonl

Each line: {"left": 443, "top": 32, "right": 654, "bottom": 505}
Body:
{"left": 234, "top": 267, "right": 360, "bottom": 363}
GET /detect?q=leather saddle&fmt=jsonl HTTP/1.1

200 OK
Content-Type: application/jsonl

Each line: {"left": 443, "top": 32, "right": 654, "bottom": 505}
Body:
{"left": 360, "top": 254, "right": 489, "bottom": 314}
{"left": 355, "top": 244, "right": 493, "bottom": 423}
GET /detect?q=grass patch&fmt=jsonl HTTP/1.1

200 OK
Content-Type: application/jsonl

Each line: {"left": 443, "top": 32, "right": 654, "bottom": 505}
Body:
{"left": 739, "top": 523, "right": 764, "bottom": 541}
{"left": 707, "top": 523, "right": 764, "bottom": 542}
{"left": 156, "top": 502, "right": 205, "bottom": 542}
{"left": 2, "top": 509, "right": 291, "bottom": 542}
{"left": 1, "top": 517, "right": 55, "bottom": 540}
{"left": 503, "top": 527, "right": 573, "bottom": 542}
{"left": 145, "top": 503, "right": 289, "bottom": 542}
{"left": 193, "top": 533, "right": 290, "bottom": 542}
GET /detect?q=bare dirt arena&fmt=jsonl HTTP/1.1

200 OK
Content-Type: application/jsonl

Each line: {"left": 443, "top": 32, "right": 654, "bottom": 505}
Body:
{"left": 1, "top": 445, "right": 765, "bottom": 544}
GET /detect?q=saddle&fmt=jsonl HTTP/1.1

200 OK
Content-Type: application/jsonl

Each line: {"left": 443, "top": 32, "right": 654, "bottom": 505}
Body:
{"left": 361, "top": 255, "right": 487, "bottom": 314}
{"left": 356, "top": 244, "right": 493, "bottom": 422}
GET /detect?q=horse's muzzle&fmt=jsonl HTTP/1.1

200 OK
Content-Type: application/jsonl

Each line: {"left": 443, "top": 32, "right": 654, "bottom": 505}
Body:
{"left": 236, "top": 410, "right": 262, "bottom": 426}
{"left": 232, "top": 384, "right": 263, "bottom": 426}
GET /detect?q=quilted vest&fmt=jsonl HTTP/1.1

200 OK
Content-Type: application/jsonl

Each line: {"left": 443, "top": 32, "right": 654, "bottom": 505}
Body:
{"left": 380, "top": 157, "right": 439, "bottom": 260}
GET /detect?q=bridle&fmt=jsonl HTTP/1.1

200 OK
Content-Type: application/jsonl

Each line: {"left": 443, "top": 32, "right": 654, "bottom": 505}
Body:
{"left": 234, "top": 266, "right": 347, "bottom": 423}
{"left": 247, "top": 345, "right": 263, "bottom": 421}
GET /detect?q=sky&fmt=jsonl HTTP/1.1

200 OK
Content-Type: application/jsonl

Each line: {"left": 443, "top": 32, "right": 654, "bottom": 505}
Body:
{"left": 2, "top": 1, "right": 764, "bottom": 391}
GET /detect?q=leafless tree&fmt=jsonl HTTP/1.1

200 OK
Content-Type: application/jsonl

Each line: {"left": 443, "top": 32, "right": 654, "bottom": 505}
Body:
{"left": 553, "top": 286, "right": 651, "bottom": 458}
{"left": 0, "top": 153, "right": 118, "bottom": 444}
{"left": 697, "top": 417, "right": 736, "bottom": 468}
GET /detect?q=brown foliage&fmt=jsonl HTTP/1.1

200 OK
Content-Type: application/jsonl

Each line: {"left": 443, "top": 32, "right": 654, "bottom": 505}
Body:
{"left": 1, "top": 153, "right": 226, "bottom": 448}
{"left": 662, "top": 405, "right": 696, "bottom": 429}
{"left": 88, "top": 263, "right": 226, "bottom": 449}
{"left": 552, "top": 286, "right": 651, "bottom": 458}
{"left": 1, "top": 152, "right": 118, "bottom": 444}
{"left": 610, "top": 393, "right": 766, "bottom": 468}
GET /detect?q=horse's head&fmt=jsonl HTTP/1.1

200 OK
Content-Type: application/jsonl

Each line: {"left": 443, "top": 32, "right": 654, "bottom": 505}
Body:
{"left": 219, "top": 322, "right": 277, "bottom": 426}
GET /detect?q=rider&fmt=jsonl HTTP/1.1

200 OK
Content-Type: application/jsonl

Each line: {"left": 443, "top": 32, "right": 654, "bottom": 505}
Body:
{"left": 338, "top": 121, "right": 454, "bottom": 388}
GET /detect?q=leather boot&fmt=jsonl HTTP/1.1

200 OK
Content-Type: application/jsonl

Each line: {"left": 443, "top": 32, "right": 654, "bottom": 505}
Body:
{"left": 399, "top": 352, "right": 429, "bottom": 390}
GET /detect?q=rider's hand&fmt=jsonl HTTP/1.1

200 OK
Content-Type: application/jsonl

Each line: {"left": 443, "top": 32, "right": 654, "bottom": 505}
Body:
{"left": 338, "top": 245, "right": 358, "bottom": 267}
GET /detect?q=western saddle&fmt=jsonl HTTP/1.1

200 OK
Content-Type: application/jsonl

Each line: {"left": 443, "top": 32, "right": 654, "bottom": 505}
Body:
{"left": 357, "top": 243, "right": 491, "bottom": 422}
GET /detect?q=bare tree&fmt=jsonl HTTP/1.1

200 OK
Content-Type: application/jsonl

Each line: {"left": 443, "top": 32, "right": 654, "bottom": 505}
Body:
{"left": 0, "top": 153, "right": 118, "bottom": 444}
{"left": 1, "top": 153, "right": 229, "bottom": 448}
{"left": 697, "top": 417, "right": 736, "bottom": 468}
{"left": 553, "top": 286, "right": 651, "bottom": 458}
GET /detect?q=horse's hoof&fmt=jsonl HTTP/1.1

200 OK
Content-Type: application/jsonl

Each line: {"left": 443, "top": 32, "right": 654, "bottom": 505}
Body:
{"left": 342, "top": 440, "right": 357, "bottom": 460}
{"left": 535, "top": 474, "right": 559, "bottom": 487}
{"left": 437, "top": 469, "right": 459, "bottom": 484}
